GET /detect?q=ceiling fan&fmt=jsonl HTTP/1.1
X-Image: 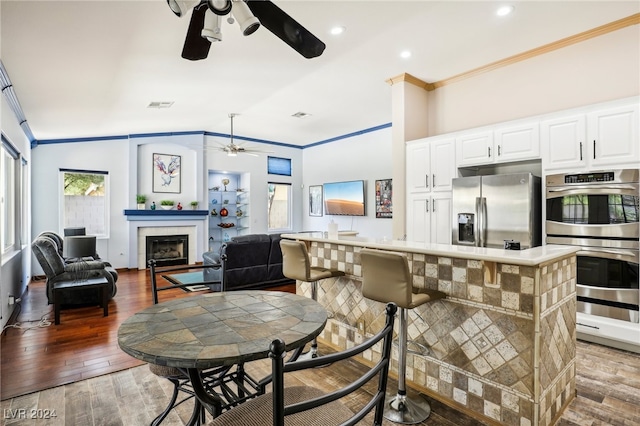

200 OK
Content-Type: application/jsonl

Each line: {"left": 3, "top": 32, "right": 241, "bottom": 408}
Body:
{"left": 209, "top": 113, "right": 274, "bottom": 157}
{"left": 167, "top": 0, "right": 326, "bottom": 61}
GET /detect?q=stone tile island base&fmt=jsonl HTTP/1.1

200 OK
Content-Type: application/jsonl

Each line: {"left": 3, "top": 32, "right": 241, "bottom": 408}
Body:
{"left": 285, "top": 235, "right": 578, "bottom": 426}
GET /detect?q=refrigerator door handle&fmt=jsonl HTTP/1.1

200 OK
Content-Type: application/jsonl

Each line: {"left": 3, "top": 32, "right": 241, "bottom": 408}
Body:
{"left": 481, "top": 197, "right": 487, "bottom": 248}
{"left": 475, "top": 197, "right": 482, "bottom": 247}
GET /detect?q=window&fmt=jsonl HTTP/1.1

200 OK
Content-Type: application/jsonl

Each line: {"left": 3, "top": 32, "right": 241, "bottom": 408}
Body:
{"left": 267, "top": 156, "right": 292, "bottom": 176}
{"left": 1, "top": 143, "right": 16, "bottom": 253}
{"left": 20, "top": 158, "right": 28, "bottom": 246}
{"left": 267, "top": 183, "right": 291, "bottom": 231}
{"left": 61, "top": 169, "right": 109, "bottom": 237}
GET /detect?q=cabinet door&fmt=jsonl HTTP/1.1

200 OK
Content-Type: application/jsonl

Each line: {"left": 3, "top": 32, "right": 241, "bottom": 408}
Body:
{"left": 494, "top": 122, "right": 540, "bottom": 164}
{"left": 589, "top": 104, "right": 639, "bottom": 167}
{"left": 541, "top": 115, "right": 586, "bottom": 171}
{"left": 456, "top": 130, "right": 493, "bottom": 167}
{"left": 406, "top": 194, "right": 430, "bottom": 243}
{"left": 430, "top": 137, "right": 456, "bottom": 192}
{"left": 430, "top": 193, "right": 452, "bottom": 245}
{"left": 406, "top": 140, "right": 430, "bottom": 192}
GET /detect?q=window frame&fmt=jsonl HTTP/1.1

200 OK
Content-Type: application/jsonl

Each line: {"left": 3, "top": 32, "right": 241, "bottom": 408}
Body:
{"left": 1, "top": 141, "right": 17, "bottom": 255}
{"left": 60, "top": 168, "right": 110, "bottom": 238}
{"left": 267, "top": 182, "right": 292, "bottom": 232}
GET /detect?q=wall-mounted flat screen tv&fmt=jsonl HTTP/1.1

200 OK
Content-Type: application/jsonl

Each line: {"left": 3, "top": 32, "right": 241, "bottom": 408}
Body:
{"left": 323, "top": 180, "right": 365, "bottom": 216}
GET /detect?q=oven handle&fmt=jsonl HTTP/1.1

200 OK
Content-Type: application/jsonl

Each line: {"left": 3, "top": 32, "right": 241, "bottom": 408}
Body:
{"left": 547, "top": 184, "right": 637, "bottom": 193}
{"left": 578, "top": 248, "right": 639, "bottom": 264}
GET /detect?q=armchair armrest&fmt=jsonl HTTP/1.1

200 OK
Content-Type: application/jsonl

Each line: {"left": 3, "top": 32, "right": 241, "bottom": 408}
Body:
{"left": 64, "top": 260, "right": 106, "bottom": 273}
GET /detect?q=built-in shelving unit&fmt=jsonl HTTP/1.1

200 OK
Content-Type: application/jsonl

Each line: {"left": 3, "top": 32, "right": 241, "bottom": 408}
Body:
{"left": 207, "top": 172, "right": 250, "bottom": 252}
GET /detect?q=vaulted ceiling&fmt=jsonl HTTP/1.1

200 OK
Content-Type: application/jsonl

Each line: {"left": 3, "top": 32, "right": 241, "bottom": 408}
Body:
{"left": 2, "top": 1, "right": 638, "bottom": 146}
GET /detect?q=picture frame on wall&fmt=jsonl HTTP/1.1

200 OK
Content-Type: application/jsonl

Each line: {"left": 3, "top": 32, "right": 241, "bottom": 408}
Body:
{"left": 153, "top": 153, "right": 181, "bottom": 193}
{"left": 309, "top": 185, "right": 323, "bottom": 217}
{"left": 375, "top": 179, "right": 392, "bottom": 218}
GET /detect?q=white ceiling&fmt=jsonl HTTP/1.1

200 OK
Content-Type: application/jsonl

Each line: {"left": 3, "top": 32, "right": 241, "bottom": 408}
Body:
{"left": 1, "top": 1, "right": 638, "bottom": 147}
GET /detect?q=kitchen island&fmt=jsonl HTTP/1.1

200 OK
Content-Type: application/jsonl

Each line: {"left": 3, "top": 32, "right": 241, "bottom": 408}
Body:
{"left": 281, "top": 232, "right": 579, "bottom": 426}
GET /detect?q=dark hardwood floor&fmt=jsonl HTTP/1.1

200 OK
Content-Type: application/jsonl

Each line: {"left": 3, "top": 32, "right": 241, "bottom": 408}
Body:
{"left": 1, "top": 269, "right": 639, "bottom": 425}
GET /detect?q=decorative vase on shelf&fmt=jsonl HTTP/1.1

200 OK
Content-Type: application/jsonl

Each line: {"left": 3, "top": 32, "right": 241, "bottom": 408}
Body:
{"left": 137, "top": 203, "right": 145, "bottom": 210}
{"left": 177, "top": 202, "right": 183, "bottom": 210}
{"left": 220, "top": 207, "right": 229, "bottom": 217}
{"left": 150, "top": 202, "right": 156, "bottom": 210}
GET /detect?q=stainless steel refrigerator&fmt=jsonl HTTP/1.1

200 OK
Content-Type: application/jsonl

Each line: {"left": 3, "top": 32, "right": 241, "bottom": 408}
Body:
{"left": 451, "top": 173, "right": 542, "bottom": 249}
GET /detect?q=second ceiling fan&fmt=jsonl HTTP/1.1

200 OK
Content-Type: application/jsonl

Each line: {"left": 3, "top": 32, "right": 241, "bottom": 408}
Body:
{"left": 168, "top": 0, "right": 326, "bottom": 61}
{"left": 209, "top": 113, "right": 274, "bottom": 157}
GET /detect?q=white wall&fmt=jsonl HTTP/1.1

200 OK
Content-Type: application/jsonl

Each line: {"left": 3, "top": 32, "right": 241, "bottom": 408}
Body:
{"left": 427, "top": 26, "right": 640, "bottom": 135}
{"left": 31, "top": 138, "right": 130, "bottom": 270}
{"left": 301, "top": 127, "right": 393, "bottom": 239}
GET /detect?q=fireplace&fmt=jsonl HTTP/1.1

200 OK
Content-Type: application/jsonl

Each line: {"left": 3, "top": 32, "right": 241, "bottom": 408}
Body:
{"left": 145, "top": 234, "right": 189, "bottom": 267}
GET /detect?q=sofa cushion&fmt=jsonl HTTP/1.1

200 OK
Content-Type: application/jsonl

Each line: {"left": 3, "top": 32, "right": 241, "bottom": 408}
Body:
{"left": 223, "top": 235, "right": 271, "bottom": 288}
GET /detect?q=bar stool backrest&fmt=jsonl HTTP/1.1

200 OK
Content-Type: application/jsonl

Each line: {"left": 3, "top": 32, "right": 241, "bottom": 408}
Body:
{"left": 280, "top": 239, "right": 311, "bottom": 282}
{"left": 361, "top": 248, "right": 413, "bottom": 309}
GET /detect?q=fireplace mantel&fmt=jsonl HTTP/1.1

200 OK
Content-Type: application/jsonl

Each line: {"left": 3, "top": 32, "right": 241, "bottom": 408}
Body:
{"left": 124, "top": 209, "right": 209, "bottom": 220}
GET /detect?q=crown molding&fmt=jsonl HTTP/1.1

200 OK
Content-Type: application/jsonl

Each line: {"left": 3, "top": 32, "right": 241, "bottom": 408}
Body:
{"left": 387, "top": 13, "right": 639, "bottom": 92}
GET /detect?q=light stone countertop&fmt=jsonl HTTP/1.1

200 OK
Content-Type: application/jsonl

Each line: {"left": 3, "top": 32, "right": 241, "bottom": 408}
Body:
{"left": 281, "top": 232, "right": 579, "bottom": 266}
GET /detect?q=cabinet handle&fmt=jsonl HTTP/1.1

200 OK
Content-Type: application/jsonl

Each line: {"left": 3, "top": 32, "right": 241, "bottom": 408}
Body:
{"left": 579, "top": 142, "right": 583, "bottom": 160}
{"left": 432, "top": 201, "right": 436, "bottom": 213}
{"left": 593, "top": 140, "right": 596, "bottom": 159}
{"left": 426, "top": 200, "right": 429, "bottom": 213}
{"left": 432, "top": 174, "right": 436, "bottom": 188}
{"left": 488, "top": 146, "right": 491, "bottom": 158}
{"left": 425, "top": 175, "right": 429, "bottom": 188}
{"left": 498, "top": 145, "right": 501, "bottom": 156}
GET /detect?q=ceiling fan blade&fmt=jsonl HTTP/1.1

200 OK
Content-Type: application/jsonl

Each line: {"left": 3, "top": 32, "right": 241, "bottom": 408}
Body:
{"left": 181, "top": 2, "right": 211, "bottom": 61}
{"left": 246, "top": 1, "right": 325, "bottom": 59}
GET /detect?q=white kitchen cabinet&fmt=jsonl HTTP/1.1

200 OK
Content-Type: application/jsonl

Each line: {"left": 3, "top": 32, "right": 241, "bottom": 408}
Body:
{"left": 589, "top": 104, "right": 639, "bottom": 168}
{"left": 542, "top": 103, "right": 639, "bottom": 171}
{"left": 406, "top": 192, "right": 452, "bottom": 244}
{"left": 456, "top": 121, "right": 540, "bottom": 168}
{"left": 406, "top": 136, "right": 455, "bottom": 193}
{"left": 455, "top": 129, "right": 493, "bottom": 167}
{"left": 493, "top": 122, "right": 540, "bottom": 163}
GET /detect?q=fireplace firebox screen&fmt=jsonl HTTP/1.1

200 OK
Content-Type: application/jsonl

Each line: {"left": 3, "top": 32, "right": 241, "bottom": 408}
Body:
{"left": 145, "top": 234, "right": 189, "bottom": 267}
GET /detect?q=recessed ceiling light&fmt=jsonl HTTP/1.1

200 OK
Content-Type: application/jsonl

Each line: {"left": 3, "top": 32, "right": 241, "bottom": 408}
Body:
{"left": 400, "top": 50, "right": 412, "bottom": 59}
{"left": 147, "top": 101, "right": 174, "bottom": 109}
{"left": 496, "top": 5, "right": 514, "bottom": 17}
{"left": 330, "top": 26, "right": 345, "bottom": 35}
{"left": 292, "top": 112, "right": 312, "bottom": 119}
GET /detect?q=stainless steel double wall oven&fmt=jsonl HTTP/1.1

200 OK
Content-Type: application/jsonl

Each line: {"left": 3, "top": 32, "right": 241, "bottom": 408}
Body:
{"left": 546, "top": 169, "right": 639, "bottom": 323}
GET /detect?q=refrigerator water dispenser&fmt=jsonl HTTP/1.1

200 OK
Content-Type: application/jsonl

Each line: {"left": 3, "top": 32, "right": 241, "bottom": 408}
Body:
{"left": 458, "top": 213, "right": 475, "bottom": 244}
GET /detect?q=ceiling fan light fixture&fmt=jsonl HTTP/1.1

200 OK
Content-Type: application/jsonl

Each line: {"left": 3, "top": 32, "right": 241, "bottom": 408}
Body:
{"left": 167, "top": 0, "right": 201, "bottom": 17}
{"left": 202, "top": 11, "right": 223, "bottom": 42}
{"left": 231, "top": 0, "right": 260, "bottom": 36}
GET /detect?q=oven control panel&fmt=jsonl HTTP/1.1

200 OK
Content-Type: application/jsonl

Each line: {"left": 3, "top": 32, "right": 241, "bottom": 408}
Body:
{"left": 564, "top": 171, "right": 615, "bottom": 183}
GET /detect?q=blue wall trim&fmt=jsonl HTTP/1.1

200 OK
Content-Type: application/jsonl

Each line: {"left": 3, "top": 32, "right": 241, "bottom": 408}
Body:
{"left": 303, "top": 123, "right": 393, "bottom": 148}
{"left": 37, "top": 135, "right": 130, "bottom": 144}
{"left": 30, "top": 123, "right": 392, "bottom": 150}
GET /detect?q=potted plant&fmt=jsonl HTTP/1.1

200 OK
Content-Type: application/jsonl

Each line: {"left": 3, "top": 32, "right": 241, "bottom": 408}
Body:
{"left": 136, "top": 194, "right": 147, "bottom": 210}
{"left": 160, "top": 200, "right": 175, "bottom": 210}
{"left": 190, "top": 201, "right": 199, "bottom": 210}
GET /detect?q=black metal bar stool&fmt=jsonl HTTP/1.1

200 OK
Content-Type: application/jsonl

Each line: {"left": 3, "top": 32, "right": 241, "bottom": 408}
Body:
{"left": 280, "top": 239, "right": 344, "bottom": 359}
{"left": 360, "top": 248, "right": 446, "bottom": 424}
